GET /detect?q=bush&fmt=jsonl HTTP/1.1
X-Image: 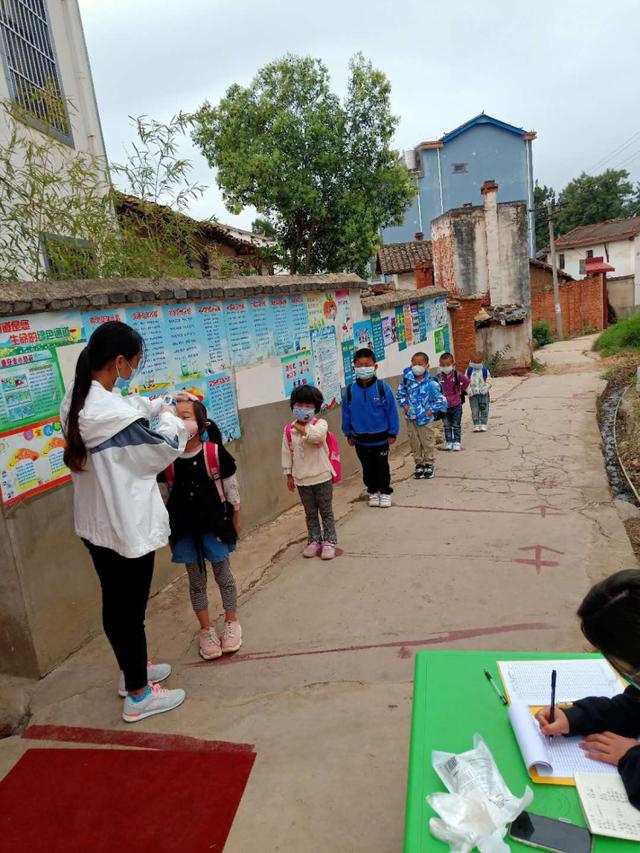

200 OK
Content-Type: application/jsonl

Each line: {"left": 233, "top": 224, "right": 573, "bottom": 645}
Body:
{"left": 593, "top": 314, "right": 640, "bottom": 356}
{"left": 532, "top": 321, "right": 554, "bottom": 348}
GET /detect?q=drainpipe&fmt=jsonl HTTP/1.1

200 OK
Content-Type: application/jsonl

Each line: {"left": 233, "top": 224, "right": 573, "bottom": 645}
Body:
{"left": 437, "top": 148, "right": 444, "bottom": 214}
{"left": 415, "top": 174, "right": 423, "bottom": 234}
{"left": 525, "top": 138, "right": 535, "bottom": 257}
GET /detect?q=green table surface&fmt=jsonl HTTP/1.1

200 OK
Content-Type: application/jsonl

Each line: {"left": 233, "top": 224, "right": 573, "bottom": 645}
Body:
{"left": 404, "top": 650, "right": 636, "bottom": 852}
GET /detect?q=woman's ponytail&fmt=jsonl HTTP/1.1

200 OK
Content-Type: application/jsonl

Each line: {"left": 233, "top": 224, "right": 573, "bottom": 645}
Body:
{"left": 63, "top": 347, "right": 92, "bottom": 472}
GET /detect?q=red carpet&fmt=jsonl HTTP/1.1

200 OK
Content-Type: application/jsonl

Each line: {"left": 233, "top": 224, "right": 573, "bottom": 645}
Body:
{"left": 0, "top": 747, "right": 256, "bottom": 852}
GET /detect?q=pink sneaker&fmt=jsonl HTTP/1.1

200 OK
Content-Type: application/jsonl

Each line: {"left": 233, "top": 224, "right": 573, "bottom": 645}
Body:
{"left": 221, "top": 620, "right": 242, "bottom": 654}
{"left": 199, "top": 627, "right": 222, "bottom": 660}
{"left": 321, "top": 543, "right": 336, "bottom": 560}
{"left": 303, "top": 542, "right": 320, "bottom": 558}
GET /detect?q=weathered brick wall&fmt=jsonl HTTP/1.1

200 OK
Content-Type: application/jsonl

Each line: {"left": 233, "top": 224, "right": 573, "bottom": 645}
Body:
{"left": 530, "top": 267, "right": 605, "bottom": 336}
{"left": 415, "top": 262, "right": 434, "bottom": 289}
{"left": 431, "top": 218, "right": 456, "bottom": 294}
{"left": 450, "top": 295, "right": 487, "bottom": 367}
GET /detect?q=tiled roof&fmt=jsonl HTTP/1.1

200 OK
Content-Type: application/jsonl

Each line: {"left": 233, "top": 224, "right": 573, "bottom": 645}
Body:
{"left": 555, "top": 216, "right": 640, "bottom": 249}
{"left": 416, "top": 113, "right": 536, "bottom": 149}
{"left": 376, "top": 241, "right": 433, "bottom": 275}
{"left": 529, "top": 258, "right": 573, "bottom": 281}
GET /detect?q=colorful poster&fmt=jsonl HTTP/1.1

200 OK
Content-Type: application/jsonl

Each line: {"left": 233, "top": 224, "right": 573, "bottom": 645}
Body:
{"left": 0, "top": 417, "right": 69, "bottom": 506}
{"left": 248, "top": 297, "right": 274, "bottom": 361}
{"left": 410, "top": 303, "right": 422, "bottom": 341}
{"left": 288, "top": 295, "right": 311, "bottom": 352}
{"left": 281, "top": 350, "right": 314, "bottom": 398}
{"left": 164, "top": 304, "right": 206, "bottom": 381}
{"left": 269, "top": 295, "right": 294, "bottom": 355}
{"left": 224, "top": 300, "right": 252, "bottom": 367}
{"left": 422, "top": 301, "right": 434, "bottom": 333}
{"left": 353, "top": 320, "right": 374, "bottom": 351}
{"left": 381, "top": 314, "right": 396, "bottom": 347}
{"left": 189, "top": 372, "right": 241, "bottom": 443}
{"left": 403, "top": 304, "right": 414, "bottom": 347}
{"left": 417, "top": 302, "right": 428, "bottom": 342}
{"left": 195, "top": 302, "right": 231, "bottom": 374}
{"left": 125, "top": 306, "right": 172, "bottom": 394}
{"left": 84, "top": 308, "right": 125, "bottom": 335}
{"left": 0, "top": 312, "right": 83, "bottom": 351}
{"left": 370, "top": 313, "right": 385, "bottom": 362}
{"left": 443, "top": 325, "right": 451, "bottom": 352}
{"left": 306, "top": 294, "right": 326, "bottom": 331}
{"left": 341, "top": 339, "right": 355, "bottom": 387}
{"left": 0, "top": 347, "right": 65, "bottom": 433}
{"left": 434, "top": 327, "right": 446, "bottom": 353}
{"left": 336, "top": 290, "right": 353, "bottom": 340}
{"left": 311, "top": 326, "right": 341, "bottom": 409}
{"left": 395, "top": 306, "right": 407, "bottom": 351}
{"left": 433, "top": 297, "right": 448, "bottom": 328}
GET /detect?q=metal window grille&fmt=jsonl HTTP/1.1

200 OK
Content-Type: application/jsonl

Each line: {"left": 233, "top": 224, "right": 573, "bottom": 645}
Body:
{"left": 0, "top": 0, "right": 70, "bottom": 137}
{"left": 452, "top": 163, "right": 468, "bottom": 174}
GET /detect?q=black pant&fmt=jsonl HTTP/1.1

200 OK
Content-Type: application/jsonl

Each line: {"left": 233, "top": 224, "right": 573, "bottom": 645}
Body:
{"left": 84, "top": 541, "right": 154, "bottom": 692}
{"left": 355, "top": 442, "right": 392, "bottom": 495}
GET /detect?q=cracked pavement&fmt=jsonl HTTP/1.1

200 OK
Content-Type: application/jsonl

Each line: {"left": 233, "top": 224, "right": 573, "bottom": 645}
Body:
{"left": 0, "top": 335, "right": 636, "bottom": 852}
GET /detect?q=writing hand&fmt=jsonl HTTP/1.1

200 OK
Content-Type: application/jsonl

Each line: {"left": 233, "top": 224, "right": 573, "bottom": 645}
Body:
{"left": 535, "top": 706, "right": 569, "bottom": 736}
{"left": 580, "top": 732, "right": 638, "bottom": 766}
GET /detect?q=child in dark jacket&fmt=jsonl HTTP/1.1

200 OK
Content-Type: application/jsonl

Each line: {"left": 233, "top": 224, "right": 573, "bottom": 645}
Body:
{"left": 396, "top": 352, "right": 447, "bottom": 480}
{"left": 537, "top": 569, "right": 640, "bottom": 807}
{"left": 342, "top": 347, "right": 399, "bottom": 508}
{"left": 438, "top": 352, "right": 470, "bottom": 452}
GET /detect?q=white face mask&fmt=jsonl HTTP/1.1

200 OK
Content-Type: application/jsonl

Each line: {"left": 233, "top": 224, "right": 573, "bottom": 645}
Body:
{"left": 441, "top": 365, "right": 454, "bottom": 375}
{"left": 470, "top": 362, "right": 484, "bottom": 370}
{"left": 355, "top": 366, "right": 376, "bottom": 381}
{"left": 411, "top": 365, "right": 427, "bottom": 377}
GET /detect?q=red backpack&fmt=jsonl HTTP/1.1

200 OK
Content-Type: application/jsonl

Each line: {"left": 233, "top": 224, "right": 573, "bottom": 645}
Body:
{"left": 285, "top": 420, "right": 342, "bottom": 484}
{"left": 164, "top": 441, "right": 225, "bottom": 502}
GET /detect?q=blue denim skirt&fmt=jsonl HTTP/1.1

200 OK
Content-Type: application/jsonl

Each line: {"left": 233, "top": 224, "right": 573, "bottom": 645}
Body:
{"left": 172, "top": 533, "right": 236, "bottom": 565}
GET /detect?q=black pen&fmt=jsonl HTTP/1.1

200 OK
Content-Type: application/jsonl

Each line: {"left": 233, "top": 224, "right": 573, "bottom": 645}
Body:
{"left": 550, "top": 669, "right": 557, "bottom": 724}
{"left": 484, "top": 669, "right": 508, "bottom": 706}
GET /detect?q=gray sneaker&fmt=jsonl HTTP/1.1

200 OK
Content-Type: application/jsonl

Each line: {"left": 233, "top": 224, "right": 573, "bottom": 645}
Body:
{"left": 118, "top": 662, "right": 172, "bottom": 697}
{"left": 122, "top": 683, "right": 186, "bottom": 723}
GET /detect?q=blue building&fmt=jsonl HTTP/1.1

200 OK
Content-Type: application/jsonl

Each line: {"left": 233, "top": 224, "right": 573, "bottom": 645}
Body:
{"left": 383, "top": 113, "right": 537, "bottom": 257}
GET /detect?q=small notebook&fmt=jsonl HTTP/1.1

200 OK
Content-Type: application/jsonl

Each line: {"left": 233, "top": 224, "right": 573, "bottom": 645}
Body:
{"left": 575, "top": 772, "right": 640, "bottom": 841}
{"left": 497, "top": 659, "right": 623, "bottom": 706}
{"left": 508, "top": 702, "right": 618, "bottom": 784}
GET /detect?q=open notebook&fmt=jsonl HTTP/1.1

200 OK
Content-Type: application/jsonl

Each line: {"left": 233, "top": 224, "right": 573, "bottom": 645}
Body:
{"left": 497, "top": 658, "right": 623, "bottom": 706}
{"left": 508, "top": 702, "right": 618, "bottom": 784}
{"left": 575, "top": 772, "right": 640, "bottom": 841}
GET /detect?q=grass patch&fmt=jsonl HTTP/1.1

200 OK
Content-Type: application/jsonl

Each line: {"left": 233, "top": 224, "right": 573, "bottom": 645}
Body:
{"left": 532, "top": 321, "right": 554, "bottom": 348}
{"left": 593, "top": 315, "right": 640, "bottom": 356}
{"left": 531, "top": 357, "right": 546, "bottom": 373}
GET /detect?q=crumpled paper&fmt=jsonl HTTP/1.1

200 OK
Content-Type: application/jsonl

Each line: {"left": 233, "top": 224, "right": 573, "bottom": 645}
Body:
{"left": 427, "top": 734, "right": 533, "bottom": 853}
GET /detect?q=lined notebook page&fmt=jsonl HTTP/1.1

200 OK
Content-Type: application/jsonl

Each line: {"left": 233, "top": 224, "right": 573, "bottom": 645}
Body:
{"left": 498, "top": 659, "right": 622, "bottom": 705}
{"left": 575, "top": 773, "right": 640, "bottom": 841}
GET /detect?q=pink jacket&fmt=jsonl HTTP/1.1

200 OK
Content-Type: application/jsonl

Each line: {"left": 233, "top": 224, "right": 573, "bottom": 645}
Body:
{"left": 438, "top": 370, "right": 470, "bottom": 407}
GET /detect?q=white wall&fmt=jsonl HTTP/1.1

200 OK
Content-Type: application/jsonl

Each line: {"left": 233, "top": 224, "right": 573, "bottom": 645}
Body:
{"left": 558, "top": 240, "right": 635, "bottom": 280}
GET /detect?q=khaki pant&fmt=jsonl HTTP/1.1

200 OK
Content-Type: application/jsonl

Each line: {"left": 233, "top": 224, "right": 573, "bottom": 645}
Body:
{"left": 406, "top": 420, "right": 436, "bottom": 465}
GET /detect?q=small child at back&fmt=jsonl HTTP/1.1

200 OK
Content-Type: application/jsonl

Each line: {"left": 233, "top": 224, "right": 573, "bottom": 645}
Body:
{"left": 396, "top": 352, "right": 447, "bottom": 479}
{"left": 438, "top": 352, "right": 470, "bottom": 452}
{"left": 466, "top": 351, "right": 492, "bottom": 433}
{"left": 282, "top": 384, "right": 338, "bottom": 560}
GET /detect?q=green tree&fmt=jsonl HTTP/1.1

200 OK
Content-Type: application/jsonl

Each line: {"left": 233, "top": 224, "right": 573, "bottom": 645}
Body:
{"left": 191, "top": 53, "right": 415, "bottom": 275}
{"left": 557, "top": 169, "right": 639, "bottom": 235}
{"left": 533, "top": 182, "right": 556, "bottom": 252}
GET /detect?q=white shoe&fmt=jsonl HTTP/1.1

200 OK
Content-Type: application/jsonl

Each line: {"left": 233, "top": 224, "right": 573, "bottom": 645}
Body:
{"left": 445, "top": 442, "right": 453, "bottom": 451}
{"left": 452, "top": 442, "right": 462, "bottom": 452}
{"left": 480, "top": 425, "right": 488, "bottom": 432}
{"left": 473, "top": 425, "right": 481, "bottom": 432}
{"left": 122, "top": 682, "right": 186, "bottom": 723}
{"left": 368, "top": 493, "right": 381, "bottom": 507}
{"left": 118, "top": 661, "right": 171, "bottom": 697}
{"left": 379, "top": 494, "right": 392, "bottom": 508}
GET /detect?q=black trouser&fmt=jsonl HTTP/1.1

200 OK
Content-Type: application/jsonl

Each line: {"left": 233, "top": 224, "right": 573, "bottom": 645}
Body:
{"left": 84, "top": 541, "right": 154, "bottom": 693}
{"left": 355, "top": 441, "right": 392, "bottom": 495}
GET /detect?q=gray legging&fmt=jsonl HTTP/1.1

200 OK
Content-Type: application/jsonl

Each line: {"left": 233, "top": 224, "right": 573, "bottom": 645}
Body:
{"left": 186, "top": 558, "right": 237, "bottom": 613}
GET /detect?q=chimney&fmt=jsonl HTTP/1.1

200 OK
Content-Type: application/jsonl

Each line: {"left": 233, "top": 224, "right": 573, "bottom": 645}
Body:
{"left": 462, "top": 203, "right": 473, "bottom": 209}
{"left": 414, "top": 232, "right": 424, "bottom": 241}
{"left": 481, "top": 179, "right": 498, "bottom": 196}
{"left": 482, "top": 179, "right": 503, "bottom": 303}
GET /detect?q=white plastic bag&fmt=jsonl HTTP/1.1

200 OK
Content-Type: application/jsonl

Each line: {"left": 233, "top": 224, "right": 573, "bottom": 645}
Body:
{"left": 427, "top": 734, "right": 533, "bottom": 853}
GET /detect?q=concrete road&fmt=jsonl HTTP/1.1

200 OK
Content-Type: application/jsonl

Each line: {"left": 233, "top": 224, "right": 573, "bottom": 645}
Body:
{"left": 1, "top": 335, "right": 636, "bottom": 852}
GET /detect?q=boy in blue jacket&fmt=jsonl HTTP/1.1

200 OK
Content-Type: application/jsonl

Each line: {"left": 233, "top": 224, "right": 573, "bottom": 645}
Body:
{"left": 342, "top": 348, "right": 399, "bottom": 508}
{"left": 396, "top": 352, "right": 447, "bottom": 480}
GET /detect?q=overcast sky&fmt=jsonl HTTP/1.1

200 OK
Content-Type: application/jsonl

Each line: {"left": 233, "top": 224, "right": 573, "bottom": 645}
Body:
{"left": 79, "top": 0, "right": 640, "bottom": 230}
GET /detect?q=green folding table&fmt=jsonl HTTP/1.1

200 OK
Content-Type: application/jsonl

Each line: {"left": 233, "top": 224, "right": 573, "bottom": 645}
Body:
{"left": 404, "top": 650, "right": 636, "bottom": 851}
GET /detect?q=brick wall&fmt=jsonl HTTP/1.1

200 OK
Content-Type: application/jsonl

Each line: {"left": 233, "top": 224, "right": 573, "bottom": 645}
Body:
{"left": 415, "top": 262, "right": 434, "bottom": 289}
{"left": 530, "top": 266, "right": 606, "bottom": 336}
{"left": 450, "top": 295, "right": 487, "bottom": 367}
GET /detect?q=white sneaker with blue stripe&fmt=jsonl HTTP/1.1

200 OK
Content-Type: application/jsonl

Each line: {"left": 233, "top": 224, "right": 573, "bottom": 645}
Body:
{"left": 118, "top": 661, "right": 172, "bottom": 697}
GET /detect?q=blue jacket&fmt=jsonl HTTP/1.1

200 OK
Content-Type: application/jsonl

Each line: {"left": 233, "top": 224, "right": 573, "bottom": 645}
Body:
{"left": 342, "top": 378, "right": 400, "bottom": 446}
{"left": 396, "top": 368, "right": 447, "bottom": 426}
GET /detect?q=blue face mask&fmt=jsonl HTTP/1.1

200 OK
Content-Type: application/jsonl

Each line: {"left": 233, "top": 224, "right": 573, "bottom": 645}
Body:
{"left": 114, "top": 358, "right": 137, "bottom": 393}
{"left": 355, "top": 366, "right": 376, "bottom": 381}
{"left": 292, "top": 406, "right": 315, "bottom": 423}
{"left": 470, "top": 362, "right": 484, "bottom": 370}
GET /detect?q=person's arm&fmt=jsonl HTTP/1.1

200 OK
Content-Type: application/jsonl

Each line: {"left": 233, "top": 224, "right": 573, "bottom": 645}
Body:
{"left": 461, "top": 373, "right": 471, "bottom": 390}
{"left": 281, "top": 428, "right": 296, "bottom": 491}
{"left": 125, "top": 394, "right": 163, "bottom": 420}
{"left": 341, "top": 389, "right": 352, "bottom": 439}
{"left": 107, "top": 414, "right": 188, "bottom": 478}
{"left": 565, "top": 688, "right": 640, "bottom": 738}
{"left": 222, "top": 472, "right": 241, "bottom": 533}
{"left": 385, "top": 384, "right": 400, "bottom": 437}
{"left": 619, "top": 747, "right": 640, "bottom": 808}
{"left": 304, "top": 419, "right": 328, "bottom": 445}
{"left": 396, "top": 380, "right": 408, "bottom": 410}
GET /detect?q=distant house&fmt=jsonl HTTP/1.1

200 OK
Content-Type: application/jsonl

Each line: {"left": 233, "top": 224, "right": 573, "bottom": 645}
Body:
{"left": 540, "top": 216, "right": 640, "bottom": 317}
{"left": 382, "top": 113, "right": 537, "bottom": 256}
{"left": 115, "top": 193, "right": 276, "bottom": 276}
{"left": 375, "top": 237, "right": 433, "bottom": 290}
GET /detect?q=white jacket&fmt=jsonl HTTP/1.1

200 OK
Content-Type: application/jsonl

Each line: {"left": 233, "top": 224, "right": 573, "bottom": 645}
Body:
{"left": 60, "top": 381, "right": 188, "bottom": 558}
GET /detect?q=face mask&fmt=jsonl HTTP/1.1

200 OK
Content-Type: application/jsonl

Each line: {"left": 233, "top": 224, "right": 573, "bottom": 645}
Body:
{"left": 470, "top": 362, "right": 483, "bottom": 370}
{"left": 182, "top": 418, "right": 199, "bottom": 438}
{"left": 411, "top": 365, "right": 427, "bottom": 377}
{"left": 292, "top": 406, "right": 315, "bottom": 423}
{"left": 355, "top": 366, "right": 375, "bottom": 381}
{"left": 441, "top": 365, "right": 453, "bottom": 375}
{"left": 115, "top": 358, "right": 137, "bottom": 392}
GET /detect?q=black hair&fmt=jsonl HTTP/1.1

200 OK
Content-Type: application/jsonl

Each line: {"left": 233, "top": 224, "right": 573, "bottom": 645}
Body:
{"left": 439, "top": 351, "right": 454, "bottom": 362}
{"left": 63, "top": 321, "right": 143, "bottom": 473}
{"left": 578, "top": 569, "right": 640, "bottom": 669}
{"left": 412, "top": 351, "right": 429, "bottom": 363}
{"left": 290, "top": 384, "right": 324, "bottom": 413}
{"left": 354, "top": 347, "right": 375, "bottom": 363}
{"left": 178, "top": 396, "right": 223, "bottom": 445}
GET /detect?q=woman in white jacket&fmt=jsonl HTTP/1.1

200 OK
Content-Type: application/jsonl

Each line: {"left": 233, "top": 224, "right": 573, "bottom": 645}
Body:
{"left": 61, "top": 321, "right": 190, "bottom": 723}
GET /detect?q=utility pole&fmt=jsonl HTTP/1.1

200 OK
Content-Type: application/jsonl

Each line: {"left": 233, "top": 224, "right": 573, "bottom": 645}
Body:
{"left": 547, "top": 202, "right": 564, "bottom": 339}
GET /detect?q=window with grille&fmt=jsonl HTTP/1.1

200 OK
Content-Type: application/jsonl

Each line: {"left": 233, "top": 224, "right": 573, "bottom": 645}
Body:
{"left": 452, "top": 163, "right": 468, "bottom": 174}
{"left": 559, "top": 253, "right": 565, "bottom": 269}
{"left": 0, "top": 0, "right": 71, "bottom": 142}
